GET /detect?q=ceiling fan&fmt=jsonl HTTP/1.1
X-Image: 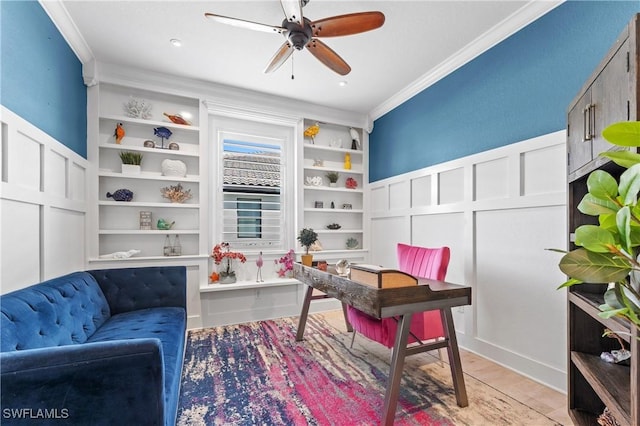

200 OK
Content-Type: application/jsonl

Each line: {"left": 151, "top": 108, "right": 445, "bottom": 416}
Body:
{"left": 204, "top": 0, "right": 385, "bottom": 76}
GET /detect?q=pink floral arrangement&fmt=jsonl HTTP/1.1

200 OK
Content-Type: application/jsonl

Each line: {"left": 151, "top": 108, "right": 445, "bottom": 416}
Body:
{"left": 212, "top": 242, "right": 247, "bottom": 276}
{"left": 275, "top": 249, "right": 295, "bottom": 277}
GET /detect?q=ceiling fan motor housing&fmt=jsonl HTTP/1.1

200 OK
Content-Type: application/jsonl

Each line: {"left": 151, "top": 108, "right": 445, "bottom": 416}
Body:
{"left": 283, "top": 18, "right": 312, "bottom": 50}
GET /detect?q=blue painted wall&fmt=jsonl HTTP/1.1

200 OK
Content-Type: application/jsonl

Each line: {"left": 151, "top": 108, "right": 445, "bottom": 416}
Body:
{"left": 1, "top": 0, "right": 87, "bottom": 158}
{"left": 369, "top": 1, "right": 640, "bottom": 182}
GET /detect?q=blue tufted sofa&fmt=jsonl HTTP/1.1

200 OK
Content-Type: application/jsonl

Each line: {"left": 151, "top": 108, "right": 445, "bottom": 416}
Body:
{"left": 0, "top": 266, "right": 187, "bottom": 425}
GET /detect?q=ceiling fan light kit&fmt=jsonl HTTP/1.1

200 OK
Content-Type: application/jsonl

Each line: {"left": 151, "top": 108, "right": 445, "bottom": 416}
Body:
{"left": 205, "top": 0, "right": 384, "bottom": 76}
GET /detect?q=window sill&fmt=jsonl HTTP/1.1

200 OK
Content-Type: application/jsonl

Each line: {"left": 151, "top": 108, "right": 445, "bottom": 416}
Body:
{"left": 200, "top": 278, "right": 300, "bottom": 293}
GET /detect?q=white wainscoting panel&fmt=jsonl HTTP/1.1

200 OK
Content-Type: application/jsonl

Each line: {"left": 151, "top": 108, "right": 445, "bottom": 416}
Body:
{"left": 474, "top": 157, "right": 508, "bottom": 201}
{"left": 389, "top": 181, "right": 410, "bottom": 210}
{"left": 368, "top": 130, "right": 567, "bottom": 391}
{"left": 0, "top": 106, "right": 88, "bottom": 293}
{"left": 410, "top": 175, "right": 431, "bottom": 208}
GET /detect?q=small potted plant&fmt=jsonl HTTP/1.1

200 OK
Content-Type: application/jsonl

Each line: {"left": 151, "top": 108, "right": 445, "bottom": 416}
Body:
{"left": 325, "top": 171, "right": 340, "bottom": 187}
{"left": 297, "top": 228, "right": 318, "bottom": 266}
{"left": 119, "top": 151, "right": 143, "bottom": 174}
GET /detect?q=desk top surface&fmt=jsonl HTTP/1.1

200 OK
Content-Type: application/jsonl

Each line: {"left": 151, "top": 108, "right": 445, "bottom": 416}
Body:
{"left": 293, "top": 263, "right": 471, "bottom": 318}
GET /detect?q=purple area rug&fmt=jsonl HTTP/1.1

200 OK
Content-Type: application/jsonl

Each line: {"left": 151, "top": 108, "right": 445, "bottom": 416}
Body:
{"left": 177, "top": 314, "right": 560, "bottom": 425}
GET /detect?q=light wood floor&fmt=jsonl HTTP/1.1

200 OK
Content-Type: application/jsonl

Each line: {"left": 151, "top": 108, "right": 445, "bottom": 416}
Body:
{"left": 322, "top": 309, "right": 571, "bottom": 425}
{"left": 458, "top": 350, "right": 571, "bottom": 425}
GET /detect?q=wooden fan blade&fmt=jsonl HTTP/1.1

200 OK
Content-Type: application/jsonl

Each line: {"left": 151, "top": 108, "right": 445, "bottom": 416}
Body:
{"left": 205, "top": 13, "right": 284, "bottom": 34}
{"left": 307, "top": 39, "right": 351, "bottom": 75}
{"left": 280, "top": 0, "right": 304, "bottom": 26}
{"left": 264, "top": 42, "right": 294, "bottom": 73}
{"left": 311, "top": 11, "right": 385, "bottom": 37}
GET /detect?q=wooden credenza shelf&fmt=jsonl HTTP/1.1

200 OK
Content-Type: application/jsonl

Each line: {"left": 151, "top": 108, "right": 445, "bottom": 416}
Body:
{"left": 566, "top": 13, "right": 640, "bottom": 426}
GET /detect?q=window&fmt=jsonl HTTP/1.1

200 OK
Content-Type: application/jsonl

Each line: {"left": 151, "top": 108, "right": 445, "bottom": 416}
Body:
{"left": 219, "top": 133, "right": 287, "bottom": 250}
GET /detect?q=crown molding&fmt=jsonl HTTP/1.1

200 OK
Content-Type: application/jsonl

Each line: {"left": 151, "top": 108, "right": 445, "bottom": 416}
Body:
{"left": 369, "top": 0, "right": 564, "bottom": 120}
{"left": 38, "top": 0, "right": 96, "bottom": 85}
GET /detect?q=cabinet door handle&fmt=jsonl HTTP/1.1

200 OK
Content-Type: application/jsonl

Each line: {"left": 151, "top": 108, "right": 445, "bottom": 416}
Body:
{"left": 582, "top": 105, "right": 591, "bottom": 142}
{"left": 582, "top": 104, "right": 595, "bottom": 142}
{"left": 589, "top": 103, "right": 595, "bottom": 140}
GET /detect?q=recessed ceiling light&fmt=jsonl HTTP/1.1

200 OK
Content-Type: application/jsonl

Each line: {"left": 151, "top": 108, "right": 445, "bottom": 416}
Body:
{"left": 170, "top": 38, "right": 182, "bottom": 47}
{"left": 339, "top": 81, "right": 348, "bottom": 87}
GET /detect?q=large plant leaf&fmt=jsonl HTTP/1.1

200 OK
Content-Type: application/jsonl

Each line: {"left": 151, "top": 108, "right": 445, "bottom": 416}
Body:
{"left": 578, "top": 193, "right": 620, "bottom": 216}
{"left": 574, "top": 225, "right": 616, "bottom": 253}
{"left": 601, "top": 150, "right": 640, "bottom": 168}
{"left": 616, "top": 206, "right": 632, "bottom": 253}
{"left": 556, "top": 277, "right": 583, "bottom": 289}
{"left": 619, "top": 163, "right": 640, "bottom": 205}
{"left": 587, "top": 169, "right": 618, "bottom": 199}
{"left": 602, "top": 121, "right": 640, "bottom": 147}
{"left": 559, "top": 248, "right": 631, "bottom": 283}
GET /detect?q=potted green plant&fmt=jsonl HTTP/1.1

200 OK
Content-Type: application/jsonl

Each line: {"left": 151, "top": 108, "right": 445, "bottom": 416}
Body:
{"left": 325, "top": 171, "right": 339, "bottom": 187}
{"left": 297, "top": 227, "right": 318, "bottom": 266}
{"left": 119, "top": 151, "right": 143, "bottom": 174}
{"left": 555, "top": 121, "right": 640, "bottom": 335}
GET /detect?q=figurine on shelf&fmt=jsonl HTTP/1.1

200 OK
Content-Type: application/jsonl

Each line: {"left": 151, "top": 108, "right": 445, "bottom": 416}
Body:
{"left": 163, "top": 112, "right": 191, "bottom": 126}
{"left": 156, "top": 218, "right": 175, "bottom": 230}
{"left": 256, "top": 251, "right": 264, "bottom": 283}
{"left": 345, "top": 177, "right": 358, "bottom": 189}
{"left": 349, "top": 128, "right": 360, "bottom": 150}
{"left": 114, "top": 122, "right": 125, "bottom": 144}
{"left": 304, "top": 122, "right": 320, "bottom": 144}
{"left": 99, "top": 249, "right": 140, "bottom": 259}
{"left": 344, "top": 153, "right": 351, "bottom": 170}
{"left": 106, "top": 188, "right": 133, "bottom": 202}
{"left": 154, "top": 126, "right": 173, "bottom": 149}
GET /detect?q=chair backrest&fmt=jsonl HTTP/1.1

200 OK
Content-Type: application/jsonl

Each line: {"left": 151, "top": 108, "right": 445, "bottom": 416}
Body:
{"left": 396, "top": 243, "right": 450, "bottom": 281}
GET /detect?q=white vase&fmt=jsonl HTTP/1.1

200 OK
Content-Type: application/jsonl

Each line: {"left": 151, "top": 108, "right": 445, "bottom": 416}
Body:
{"left": 161, "top": 159, "right": 187, "bottom": 177}
{"left": 121, "top": 164, "right": 141, "bottom": 175}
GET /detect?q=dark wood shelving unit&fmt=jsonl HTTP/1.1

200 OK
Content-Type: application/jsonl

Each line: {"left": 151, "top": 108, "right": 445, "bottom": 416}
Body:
{"left": 566, "top": 14, "right": 640, "bottom": 426}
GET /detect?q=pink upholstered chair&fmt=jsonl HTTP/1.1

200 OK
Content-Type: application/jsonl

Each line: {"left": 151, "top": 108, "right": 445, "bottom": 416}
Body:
{"left": 346, "top": 243, "right": 450, "bottom": 349}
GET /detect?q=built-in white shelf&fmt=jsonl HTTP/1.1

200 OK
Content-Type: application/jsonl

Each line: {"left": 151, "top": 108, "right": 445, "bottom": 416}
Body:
{"left": 98, "top": 229, "right": 199, "bottom": 235}
{"left": 99, "top": 143, "right": 199, "bottom": 157}
{"left": 304, "top": 208, "right": 364, "bottom": 213}
{"left": 304, "top": 166, "right": 363, "bottom": 174}
{"left": 316, "top": 229, "right": 363, "bottom": 234}
{"left": 100, "top": 114, "right": 200, "bottom": 132}
{"left": 303, "top": 144, "right": 363, "bottom": 155}
{"left": 89, "top": 254, "right": 209, "bottom": 263}
{"left": 303, "top": 186, "right": 363, "bottom": 193}
{"left": 98, "top": 201, "right": 199, "bottom": 208}
{"left": 98, "top": 170, "right": 199, "bottom": 182}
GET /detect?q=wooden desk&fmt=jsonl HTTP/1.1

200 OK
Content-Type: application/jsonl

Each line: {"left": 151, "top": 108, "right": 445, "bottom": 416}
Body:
{"left": 293, "top": 263, "right": 472, "bottom": 426}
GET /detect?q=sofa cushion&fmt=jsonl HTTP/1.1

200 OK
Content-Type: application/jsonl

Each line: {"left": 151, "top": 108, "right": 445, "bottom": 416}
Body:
{"left": 87, "top": 306, "right": 186, "bottom": 423}
{"left": 1, "top": 272, "right": 111, "bottom": 352}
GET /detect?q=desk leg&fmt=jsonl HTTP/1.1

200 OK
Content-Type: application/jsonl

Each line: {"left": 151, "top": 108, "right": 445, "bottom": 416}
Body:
{"left": 341, "top": 302, "right": 353, "bottom": 332}
{"left": 382, "top": 312, "right": 412, "bottom": 426}
{"left": 296, "top": 285, "right": 314, "bottom": 342}
{"left": 441, "top": 307, "right": 468, "bottom": 407}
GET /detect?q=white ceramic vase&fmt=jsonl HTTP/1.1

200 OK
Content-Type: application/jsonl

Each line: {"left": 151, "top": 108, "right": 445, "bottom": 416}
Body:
{"left": 161, "top": 159, "right": 187, "bottom": 177}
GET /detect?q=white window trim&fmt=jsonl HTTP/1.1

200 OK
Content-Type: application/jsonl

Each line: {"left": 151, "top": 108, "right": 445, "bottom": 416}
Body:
{"left": 209, "top": 114, "right": 296, "bottom": 255}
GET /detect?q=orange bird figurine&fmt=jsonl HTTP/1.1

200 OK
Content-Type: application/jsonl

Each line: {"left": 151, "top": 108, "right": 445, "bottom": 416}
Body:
{"left": 114, "top": 123, "right": 125, "bottom": 144}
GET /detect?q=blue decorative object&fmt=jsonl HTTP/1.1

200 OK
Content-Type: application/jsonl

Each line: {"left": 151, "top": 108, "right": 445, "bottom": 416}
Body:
{"left": 154, "top": 126, "right": 172, "bottom": 149}
{"left": 106, "top": 189, "right": 133, "bottom": 202}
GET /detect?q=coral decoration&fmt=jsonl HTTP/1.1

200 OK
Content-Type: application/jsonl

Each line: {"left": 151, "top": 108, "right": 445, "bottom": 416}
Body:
{"left": 275, "top": 249, "right": 295, "bottom": 277}
{"left": 345, "top": 177, "right": 358, "bottom": 189}
{"left": 212, "top": 242, "right": 247, "bottom": 276}
{"left": 161, "top": 183, "right": 192, "bottom": 203}
{"left": 209, "top": 272, "right": 219, "bottom": 283}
